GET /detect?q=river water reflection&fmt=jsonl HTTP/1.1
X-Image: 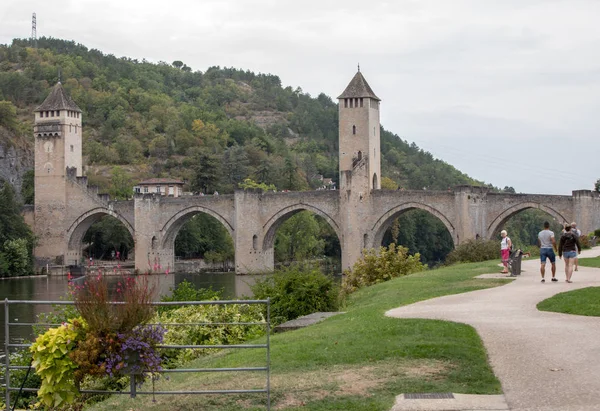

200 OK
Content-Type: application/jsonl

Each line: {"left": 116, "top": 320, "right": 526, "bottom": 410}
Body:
{"left": 0, "top": 272, "right": 259, "bottom": 355}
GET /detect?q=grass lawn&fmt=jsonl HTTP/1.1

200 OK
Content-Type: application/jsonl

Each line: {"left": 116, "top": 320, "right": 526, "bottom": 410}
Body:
{"left": 537, "top": 286, "right": 600, "bottom": 316}
{"left": 579, "top": 256, "right": 600, "bottom": 268}
{"left": 86, "top": 261, "right": 510, "bottom": 411}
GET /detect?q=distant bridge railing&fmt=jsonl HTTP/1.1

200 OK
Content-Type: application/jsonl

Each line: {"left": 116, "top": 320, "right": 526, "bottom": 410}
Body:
{"left": 3, "top": 299, "right": 271, "bottom": 410}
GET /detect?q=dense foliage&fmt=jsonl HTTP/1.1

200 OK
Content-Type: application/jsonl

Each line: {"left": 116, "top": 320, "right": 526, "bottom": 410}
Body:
{"left": 0, "top": 180, "right": 35, "bottom": 276}
{"left": 340, "top": 243, "right": 426, "bottom": 298}
{"left": 251, "top": 266, "right": 339, "bottom": 326}
{"left": 155, "top": 302, "right": 265, "bottom": 367}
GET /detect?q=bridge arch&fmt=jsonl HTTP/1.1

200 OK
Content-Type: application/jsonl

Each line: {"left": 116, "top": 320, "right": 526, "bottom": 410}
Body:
{"left": 160, "top": 206, "right": 234, "bottom": 250}
{"left": 262, "top": 204, "right": 341, "bottom": 251}
{"left": 66, "top": 207, "right": 134, "bottom": 250}
{"left": 370, "top": 202, "right": 457, "bottom": 249}
{"left": 487, "top": 202, "right": 569, "bottom": 240}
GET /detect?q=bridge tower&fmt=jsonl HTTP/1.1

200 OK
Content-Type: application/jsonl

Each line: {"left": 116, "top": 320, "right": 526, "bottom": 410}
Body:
{"left": 33, "top": 82, "right": 83, "bottom": 263}
{"left": 337, "top": 69, "right": 381, "bottom": 270}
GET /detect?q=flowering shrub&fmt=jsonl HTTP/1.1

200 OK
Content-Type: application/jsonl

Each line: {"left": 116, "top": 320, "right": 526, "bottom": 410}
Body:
{"left": 74, "top": 272, "right": 155, "bottom": 333}
{"left": 30, "top": 272, "right": 163, "bottom": 408}
{"left": 104, "top": 325, "right": 165, "bottom": 385}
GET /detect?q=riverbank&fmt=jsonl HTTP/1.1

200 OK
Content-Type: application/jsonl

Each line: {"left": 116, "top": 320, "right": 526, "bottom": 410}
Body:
{"left": 87, "top": 260, "right": 511, "bottom": 411}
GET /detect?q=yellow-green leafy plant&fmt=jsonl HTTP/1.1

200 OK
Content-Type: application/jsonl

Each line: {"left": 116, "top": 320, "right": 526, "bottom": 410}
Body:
{"left": 29, "top": 317, "right": 86, "bottom": 409}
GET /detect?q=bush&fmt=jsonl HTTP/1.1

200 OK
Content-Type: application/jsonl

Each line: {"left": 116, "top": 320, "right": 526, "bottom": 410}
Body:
{"left": 159, "top": 280, "right": 221, "bottom": 313}
{"left": 579, "top": 234, "right": 591, "bottom": 250}
{"left": 0, "top": 347, "right": 40, "bottom": 410}
{"left": 340, "top": 244, "right": 426, "bottom": 298}
{"left": 251, "top": 266, "right": 339, "bottom": 326}
{"left": 29, "top": 318, "right": 86, "bottom": 409}
{"left": 155, "top": 303, "right": 265, "bottom": 367}
{"left": 445, "top": 239, "right": 499, "bottom": 265}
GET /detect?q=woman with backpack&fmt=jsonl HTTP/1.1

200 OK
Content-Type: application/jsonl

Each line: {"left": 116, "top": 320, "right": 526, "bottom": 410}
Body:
{"left": 500, "top": 230, "right": 512, "bottom": 274}
{"left": 558, "top": 223, "right": 582, "bottom": 283}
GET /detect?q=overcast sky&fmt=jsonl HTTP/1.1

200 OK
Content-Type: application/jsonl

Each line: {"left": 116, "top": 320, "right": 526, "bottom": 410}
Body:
{"left": 1, "top": 0, "right": 599, "bottom": 195}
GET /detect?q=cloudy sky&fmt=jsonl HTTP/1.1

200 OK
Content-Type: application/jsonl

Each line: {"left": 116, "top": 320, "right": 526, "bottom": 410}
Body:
{"left": 1, "top": 0, "right": 599, "bottom": 195}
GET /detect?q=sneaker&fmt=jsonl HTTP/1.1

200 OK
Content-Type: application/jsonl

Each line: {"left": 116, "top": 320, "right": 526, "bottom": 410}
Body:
{"left": 541, "top": 279, "right": 545, "bottom": 283}
{"left": 551, "top": 278, "right": 558, "bottom": 282}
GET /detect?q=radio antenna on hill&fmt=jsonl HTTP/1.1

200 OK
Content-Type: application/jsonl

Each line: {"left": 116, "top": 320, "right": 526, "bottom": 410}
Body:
{"left": 31, "top": 13, "right": 37, "bottom": 48}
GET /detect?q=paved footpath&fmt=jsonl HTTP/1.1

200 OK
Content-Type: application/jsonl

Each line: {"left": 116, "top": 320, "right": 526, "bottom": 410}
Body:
{"left": 387, "top": 247, "right": 600, "bottom": 411}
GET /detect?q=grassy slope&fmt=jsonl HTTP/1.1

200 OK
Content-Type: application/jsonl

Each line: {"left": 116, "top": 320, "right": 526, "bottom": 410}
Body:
{"left": 536, "top": 257, "right": 600, "bottom": 316}
{"left": 87, "top": 261, "right": 510, "bottom": 411}
{"left": 537, "top": 287, "right": 600, "bottom": 317}
{"left": 579, "top": 256, "right": 600, "bottom": 268}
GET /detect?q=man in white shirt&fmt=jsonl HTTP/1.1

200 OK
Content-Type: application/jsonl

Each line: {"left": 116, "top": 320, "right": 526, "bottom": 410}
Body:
{"left": 538, "top": 221, "right": 557, "bottom": 282}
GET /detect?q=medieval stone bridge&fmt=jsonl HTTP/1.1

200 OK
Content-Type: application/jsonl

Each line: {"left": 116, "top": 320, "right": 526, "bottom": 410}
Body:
{"left": 31, "top": 73, "right": 600, "bottom": 273}
{"left": 54, "top": 176, "right": 600, "bottom": 274}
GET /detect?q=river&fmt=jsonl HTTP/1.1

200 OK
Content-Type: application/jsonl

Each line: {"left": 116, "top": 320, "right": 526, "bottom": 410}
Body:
{"left": 0, "top": 272, "right": 260, "bottom": 356}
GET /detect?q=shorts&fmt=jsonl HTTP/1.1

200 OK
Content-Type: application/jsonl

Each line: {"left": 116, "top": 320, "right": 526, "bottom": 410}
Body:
{"left": 540, "top": 248, "right": 555, "bottom": 264}
{"left": 563, "top": 251, "right": 577, "bottom": 259}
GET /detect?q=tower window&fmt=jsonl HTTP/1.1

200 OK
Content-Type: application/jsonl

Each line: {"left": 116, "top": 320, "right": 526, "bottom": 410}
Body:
{"left": 352, "top": 125, "right": 356, "bottom": 135}
{"left": 349, "top": 99, "right": 353, "bottom": 108}
{"left": 252, "top": 235, "right": 258, "bottom": 250}
{"left": 357, "top": 151, "right": 362, "bottom": 160}
{"left": 50, "top": 111, "right": 54, "bottom": 117}
{"left": 360, "top": 98, "right": 363, "bottom": 107}
{"left": 56, "top": 110, "right": 60, "bottom": 116}
{"left": 70, "top": 145, "right": 74, "bottom": 152}
{"left": 344, "top": 99, "right": 348, "bottom": 108}
{"left": 74, "top": 125, "right": 77, "bottom": 134}
{"left": 70, "top": 124, "right": 72, "bottom": 132}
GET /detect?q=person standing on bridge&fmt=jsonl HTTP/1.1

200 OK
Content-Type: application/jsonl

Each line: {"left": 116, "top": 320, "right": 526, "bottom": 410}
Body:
{"left": 500, "top": 230, "right": 512, "bottom": 274}
{"left": 558, "top": 224, "right": 582, "bottom": 283}
{"left": 537, "top": 221, "right": 557, "bottom": 282}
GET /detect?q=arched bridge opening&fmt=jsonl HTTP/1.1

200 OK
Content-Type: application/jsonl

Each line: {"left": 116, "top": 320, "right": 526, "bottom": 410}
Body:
{"left": 262, "top": 205, "right": 341, "bottom": 272}
{"left": 66, "top": 208, "right": 134, "bottom": 266}
{"left": 160, "top": 206, "right": 235, "bottom": 273}
{"left": 487, "top": 202, "right": 569, "bottom": 248}
{"left": 370, "top": 202, "right": 457, "bottom": 266}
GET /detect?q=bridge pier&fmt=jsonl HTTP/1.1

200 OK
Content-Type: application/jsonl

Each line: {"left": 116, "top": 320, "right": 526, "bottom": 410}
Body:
{"left": 234, "top": 190, "right": 273, "bottom": 274}
{"left": 572, "top": 190, "right": 600, "bottom": 235}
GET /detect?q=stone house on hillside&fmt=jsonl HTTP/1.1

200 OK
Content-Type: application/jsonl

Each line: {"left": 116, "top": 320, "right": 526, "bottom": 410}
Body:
{"left": 133, "top": 178, "right": 184, "bottom": 197}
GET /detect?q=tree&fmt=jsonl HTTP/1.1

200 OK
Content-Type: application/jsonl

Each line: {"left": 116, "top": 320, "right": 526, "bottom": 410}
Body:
{"left": 238, "top": 178, "right": 275, "bottom": 192}
{"left": 595, "top": 178, "right": 600, "bottom": 193}
{"left": 381, "top": 177, "right": 399, "bottom": 190}
{"left": 0, "top": 100, "right": 18, "bottom": 131}
{"left": 191, "top": 150, "right": 221, "bottom": 194}
{"left": 109, "top": 166, "right": 133, "bottom": 200}
{"left": 275, "top": 211, "right": 325, "bottom": 262}
{"left": 172, "top": 61, "right": 184, "bottom": 69}
{"left": 0, "top": 181, "right": 34, "bottom": 277}
{"left": 21, "top": 170, "right": 34, "bottom": 204}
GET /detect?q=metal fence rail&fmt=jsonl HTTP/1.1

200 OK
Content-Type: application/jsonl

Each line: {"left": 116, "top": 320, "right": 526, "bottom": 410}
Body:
{"left": 3, "top": 298, "right": 271, "bottom": 410}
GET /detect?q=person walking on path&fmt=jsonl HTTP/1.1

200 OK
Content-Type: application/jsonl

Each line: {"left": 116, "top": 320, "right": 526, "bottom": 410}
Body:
{"left": 571, "top": 221, "right": 582, "bottom": 271}
{"left": 537, "top": 221, "right": 557, "bottom": 282}
{"left": 558, "top": 223, "right": 582, "bottom": 283}
{"left": 500, "top": 230, "right": 512, "bottom": 274}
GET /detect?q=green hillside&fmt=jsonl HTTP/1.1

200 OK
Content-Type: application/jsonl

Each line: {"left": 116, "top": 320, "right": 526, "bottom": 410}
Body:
{"left": 0, "top": 37, "right": 481, "bottom": 194}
